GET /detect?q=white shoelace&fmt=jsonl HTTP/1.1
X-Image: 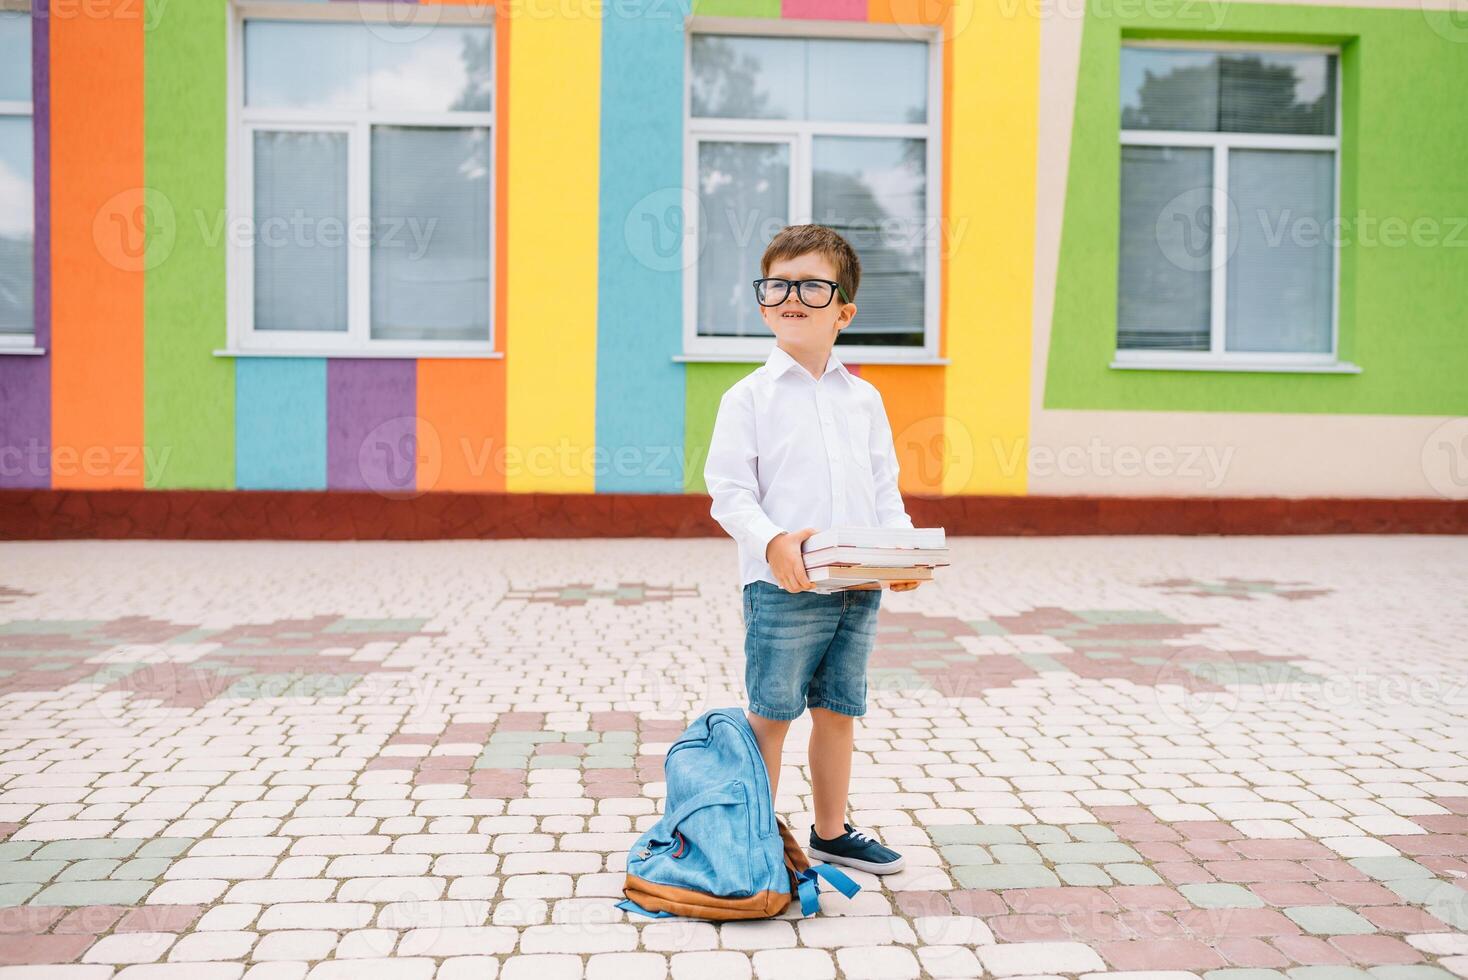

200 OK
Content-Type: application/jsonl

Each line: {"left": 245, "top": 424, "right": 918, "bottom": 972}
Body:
{"left": 847, "top": 828, "right": 876, "bottom": 844}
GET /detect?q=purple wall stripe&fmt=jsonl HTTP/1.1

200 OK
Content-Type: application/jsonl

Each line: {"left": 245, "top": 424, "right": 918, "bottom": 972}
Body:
{"left": 326, "top": 359, "right": 418, "bottom": 492}
{"left": 0, "top": 1, "right": 51, "bottom": 489}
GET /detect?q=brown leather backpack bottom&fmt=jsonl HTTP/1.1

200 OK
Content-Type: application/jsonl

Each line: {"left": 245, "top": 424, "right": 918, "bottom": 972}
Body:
{"left": 621, "top": 817, "right": 813, "bottom": 922}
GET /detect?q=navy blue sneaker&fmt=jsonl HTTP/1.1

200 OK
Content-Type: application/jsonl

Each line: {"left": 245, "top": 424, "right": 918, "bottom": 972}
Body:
{"left": 808, "top": 822, "right": 906, "bottom": 875}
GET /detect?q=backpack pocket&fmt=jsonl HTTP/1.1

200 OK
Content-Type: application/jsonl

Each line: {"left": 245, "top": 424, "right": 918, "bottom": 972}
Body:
{"left": 631, "top": 778, "right": 759, "bottom": 898}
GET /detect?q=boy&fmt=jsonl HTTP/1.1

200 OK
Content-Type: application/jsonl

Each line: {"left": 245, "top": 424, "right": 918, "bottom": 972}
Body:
{"left": 703, "top": 224, "right": 920, "bottom": 875}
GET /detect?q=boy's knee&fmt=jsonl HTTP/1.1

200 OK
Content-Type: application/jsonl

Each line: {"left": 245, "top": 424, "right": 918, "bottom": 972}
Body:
{"left": 746, "top": 709, "right": 793, "bottom": 737}
{"left": 809, "top": 706, "right": 854, "bottom": 726}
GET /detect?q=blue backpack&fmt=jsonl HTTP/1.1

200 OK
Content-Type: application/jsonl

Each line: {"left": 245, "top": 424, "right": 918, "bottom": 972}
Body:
{"left": 617, "top": 707, "right": 860, "bottom": 920}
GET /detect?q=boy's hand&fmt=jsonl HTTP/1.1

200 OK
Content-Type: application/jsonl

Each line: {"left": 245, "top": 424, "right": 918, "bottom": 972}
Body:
{"left": 888, "top": 581, "right": 923, "bottom": 592}
{"left": 765, "top": 528, "right": 817, "bottom": 593}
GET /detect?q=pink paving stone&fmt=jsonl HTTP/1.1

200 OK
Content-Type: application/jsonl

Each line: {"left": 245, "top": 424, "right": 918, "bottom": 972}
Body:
{"left": 1383, "top": 834, "right": 1468, "bottom": 856}
{"left": 1435, "top": 797, "right": 1468, "bottom": 815}
{"left": 1360, "top": 905, "right": 1452, "bottom": 932}
{"left": 585, "top": 784, "right": 640, "bottom": 799}
{"left": 0, "top": 823, "right": 19, "bottom": 839}
{"left": 1272, "top": 934, "right": 1352, "bottom": 966}
{"left": 1207, "top": 860, "right": 1316, "bottom": 883}
{"left": 389, "top": 734, "right": 438, "bottom": 745}
{"left": 1177, "top": 908, "right": 1302, "bottom": 940}
{"left": 1097, "top": 939, "right": 1228, "bottom": 971}
{"left": 590, "top": 712, "right": 638, "bottom": 731}
{"left": 0, "top": 935, "right": 93, "bottom": 965}
{"left": 988, "top": 913, "right": 1070, "bottom": 943}
{"left": 0, "top": 907, "right": 65, "bottom": 934}
{"left": 54, "top": 906, "right": 127, "bottom": 934}
{"left": 415, "top": 769, "right": 469, "bottom": 784}
{"left": 1251, "top": 882, "right": 1332, "bottom": 907}
{"left": 495, "top": 712, "right": 545, "bottom": 730}
{"left": 1061, "top": 913, "right": 1133, "bottom": 942}
{"left": 364, "top": 757, "right": 415, "bottom": 771}
{"left": 1318, "top": 880, "right": 1403, "bottom": 905}
{"left": 1156, "top": 862, "right": 1215, "bottom": 884}
{"left": 1233, "top": 839, "right": 1337, "bottom": 861}
{"left": 1114, "top": 823, "right": 1183, "bottom": 842}
{"left": 1107, "top": 886, "right": 1191, "bottom": 911}
{"left": 419, "top": 756, "right": 472, "bottom": 770}
{"left": 471, "top": 768, "right": 525, "bottom": 779}
{"left": 1183, "top": 839, "right": 1239, "bottom": 861}
{"left": 116, "top": 905, "right": 201, "bottom": 933}
{"left": 442, "top": 724, "right": 494, "bottom": 740}
{"left": 1217, "top": 938, "right": 1292, "bottom": 968}
{"left": 948, "top": 890, "right": 1008, "bottom": 917}
{"left": 1417, "top": 815, "right": 1468, "bottom": 833}
{"left": 1005, "top": 887, "right": 1118, "bottom": 915}
{"left": 1137, "top": 841, "right": 1192, "bottom": 862}
{"left": 1176, "top": 821, "right": 1244, "bottom": 841}
{"left": 470, "top": 785, "right": 523, "bottom": 799}
{"left": 1305, "top": 859, "right": 1370, "bottom": 882}
{"left": 1420, "top": 856, "right": 1468, "bottom": 877}
{"left": 1116, "top": 910, "right": 1190, "bottom": 942}
{"left": 896, "top": 892, "right": 953, "bottom": 917}
{"left": 1328, "top": 935, "right": 1425, "bottom": 964}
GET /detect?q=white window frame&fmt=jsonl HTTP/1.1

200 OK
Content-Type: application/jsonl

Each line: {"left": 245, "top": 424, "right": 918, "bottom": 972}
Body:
{"left": 1112, "top": 39, "right": 1355, "bottom": 374}
{"left": 682, "top": 17, "right": 943, "bottom": 365}
{"left": 0, "top": 4, "right": 36, "bottom": 354}
{"left": 224, "top": 0, "right": 499, "bottom": 359}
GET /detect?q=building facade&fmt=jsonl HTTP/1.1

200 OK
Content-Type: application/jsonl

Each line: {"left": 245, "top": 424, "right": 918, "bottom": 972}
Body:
{"left": 0, "top": 0, "right": 1464, "bottom": 520}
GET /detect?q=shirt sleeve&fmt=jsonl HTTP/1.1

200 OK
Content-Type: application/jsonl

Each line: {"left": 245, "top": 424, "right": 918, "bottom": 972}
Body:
{"left": 869, "top": 388, "right": 915, "bottom": 530}
{"left": 704, "top": 385, "right": 786, "bottom": 561}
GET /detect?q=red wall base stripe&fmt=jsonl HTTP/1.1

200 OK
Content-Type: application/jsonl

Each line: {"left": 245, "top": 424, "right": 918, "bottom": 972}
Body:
{"left": 1, "top": 490, "right": 1464, "bottom": 539}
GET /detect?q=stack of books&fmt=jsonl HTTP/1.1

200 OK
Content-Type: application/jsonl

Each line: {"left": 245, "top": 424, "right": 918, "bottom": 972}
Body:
{"left": 800, "top": 527, "right": 949, "bottom": 593}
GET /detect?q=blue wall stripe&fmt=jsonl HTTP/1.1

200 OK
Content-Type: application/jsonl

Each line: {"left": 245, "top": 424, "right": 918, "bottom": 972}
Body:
{"left": 235, "top": 358, "right": 327, "bottom": 490}
{"left": 594, "top": 0, "right": 691, "bottom": 493}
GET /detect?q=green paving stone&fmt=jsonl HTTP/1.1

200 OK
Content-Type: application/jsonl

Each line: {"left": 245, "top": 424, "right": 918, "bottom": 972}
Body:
{"left": 1020, "top": 825, "right": 1070, "bottom": 845}
{"left": 0, "top": 883, "right": 40, "bottom": 906}
{"left": 967, "top": 620, "right": 1008, "bottom": 636}
{"left": 565, "top": 732, "right": 599, "bottom": 743}
{"left": 1084, "top": 650, "right": 1123, "bottom": 660}
{"left": 1038, "top": 842, "right": 1143, "bottom": 864}
{"left": 0, "top": 861, "right": 64, "bottom": 883}
{"left": 990, "top": 844, "right": 1043, "bottom": 864}
{"left": 31, "top": 880, "right": 151, "bottom": 907}
{"left": 953, "top": 864, "right": 1061, "bottom": 890}
{"left": 1383, "top": 878, "right": 1449, "bottom": 906}
{"left": 0, "top": 844, "right": 38, "bottom": 862}
{"left": 1206, "top": 971, "right": 1288, "bottom": 980}
{"left": 1371, "top": 968, "right": 1458, "bottom": 980}
{"left": 0, "top": 620, "right": 100, "bottom": 635}
{"left": 1068, "top": 824, "right": 1118, "bottom": 842}
{"left": 583, "top": 758, "right": 635, "bottom": 769}
{"left": 939, "top": 845, "right": 993, "bottom": 866}
{"left": 1106, "top": 863, "right": 1163, "bottom": 886}
{"left": 1180, "top": 883, "right": 1265, "bottom": 909}
{"left": 490, "top": 732, "right": 563, "bottom": 743}
{"left": 34, "top": 839, "right": 140, "bottom": 861}
{"left": 1349, "top": 857, "right": 1434, "bottom": 881}
{"left": 912, "top": 659, "right": 950, "bottom": 668}
{"left": 56, "top": 859, "right": 119, "bottom": 882}
{"left": 112, "top": 858, "right": 171, "bottom": 880}
{"left": 135, "top": 839, "right": 192, "bottom": 859}
{"left": 325, "top": 618, "right": 429, "bottom": 633}
{"left": 1057, "top": 863, "right": 1112, "bottom": 886}
{"left": 474, "top": 757, "right": 528, "bottom": 770}
{"left": 1284, "top": 906, "right": 1376, "bottom": 935}
{"left": 585, "top": 741, "right": 631, "bottom": 755}
{"left": 528, "top": 757, "right": 580, "bottom": 769}
{"left": 1076, "top": 610, "right": 1175, "bottom": 624}
{"left": 1015, "top": 654, "right": 1068, "bottom": 672}
{"left": 601, "top": 731, "right": 637, "bottom": 743}
{"left": 931, "top": 825, "right": 1024, "bottom": 846}
{"left": 1286, "top": 969, "right": 1375, "bottom": 980}
{"left": 1134, "top": 656, "right": 1167, "bottom": 665}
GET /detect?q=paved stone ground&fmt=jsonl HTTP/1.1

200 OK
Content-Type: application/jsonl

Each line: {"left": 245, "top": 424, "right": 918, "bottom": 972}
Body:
{"left": 0, "top": 535, "right": 1466, "bottom": 980}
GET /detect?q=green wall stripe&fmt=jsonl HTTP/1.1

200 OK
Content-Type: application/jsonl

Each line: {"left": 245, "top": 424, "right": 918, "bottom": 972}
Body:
{"left": 144, "top": 0, "right": 234, "bottom": 487}
{"left": 1045, "top": 2, "right": 1468, "bottom": 415}
{"left": 683, "top": 362, "right": 760, "bottom": 494}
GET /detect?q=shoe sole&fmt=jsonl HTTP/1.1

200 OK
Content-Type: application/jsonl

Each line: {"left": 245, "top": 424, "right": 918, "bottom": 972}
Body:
{"left": 806, "top": 845, "right": 907, "bottom": 875}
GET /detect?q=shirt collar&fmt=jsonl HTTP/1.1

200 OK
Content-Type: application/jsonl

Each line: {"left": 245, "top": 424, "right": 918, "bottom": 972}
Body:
{"left": 764, "top": 344, "right": 852, "bottom": 383}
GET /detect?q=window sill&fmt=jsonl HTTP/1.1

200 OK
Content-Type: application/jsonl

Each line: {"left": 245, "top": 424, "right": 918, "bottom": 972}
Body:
{"left": 1110, "top": 355, "right": 1361, "bottom": 374}
{"left": 214, "top": 348, "right": 504, "bottom": 360}
{"left": 674, "top": 353, "right": 950, "bottom": 366}
{"left": 0, "top": 345, "right": 45, "bottom": 356}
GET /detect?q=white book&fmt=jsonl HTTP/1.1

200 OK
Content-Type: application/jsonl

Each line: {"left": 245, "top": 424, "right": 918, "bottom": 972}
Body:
{"left": 805, "top": 565, "right": 934, "bottom": 594}
{"left": 803, "top": 545, "right": 951, "bottom": 569}
{"left": 801, "top": 526, "right": 946, "bottom": 553}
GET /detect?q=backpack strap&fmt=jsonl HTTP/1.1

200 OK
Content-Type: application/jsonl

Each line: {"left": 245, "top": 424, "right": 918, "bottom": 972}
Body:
{"left": 794, "top": 863, "right": 861, "bottom": 916}
{"left": 616, "top": 898, "right": 676, "bottom": 919}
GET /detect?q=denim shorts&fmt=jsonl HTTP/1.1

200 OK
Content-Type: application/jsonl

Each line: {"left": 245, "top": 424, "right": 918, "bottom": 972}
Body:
{"left": 741, "top": 580, "right": 883, "bottom": 721}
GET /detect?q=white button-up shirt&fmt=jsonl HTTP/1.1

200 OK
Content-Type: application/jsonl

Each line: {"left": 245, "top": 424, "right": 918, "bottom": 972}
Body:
{"left": 704, "top": 344, "right": 914, "bottom": 587}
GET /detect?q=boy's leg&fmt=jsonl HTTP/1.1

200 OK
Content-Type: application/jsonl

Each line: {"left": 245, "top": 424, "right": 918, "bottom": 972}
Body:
{"left": 746, "top": 710, "right": 792, "bottom": 805}
{"left": 808, "top": 706, "right": 854, "bottom": 840}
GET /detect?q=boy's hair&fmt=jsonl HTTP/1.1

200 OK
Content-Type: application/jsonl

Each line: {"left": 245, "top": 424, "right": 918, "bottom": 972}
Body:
{"left": 760, "top": 224, "right": 860, "bottom": 303}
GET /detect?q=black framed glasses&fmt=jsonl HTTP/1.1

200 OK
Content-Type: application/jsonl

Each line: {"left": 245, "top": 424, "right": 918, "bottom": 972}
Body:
{"left": 752, "top": 277, "right": 849, "bottom": 309}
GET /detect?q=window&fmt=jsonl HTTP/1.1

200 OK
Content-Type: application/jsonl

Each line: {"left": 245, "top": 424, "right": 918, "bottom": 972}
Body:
{"left": 1116, "top": 43, "right": 1341, "bottom": 368}
{"left": 0, "top": 9, "right": 33, "bottom": 350}
{"left": 231, "top": 9, "right": 494, "bottom": 355}
{"left": 685, "top": 28, "right": 941, "bottom": 362}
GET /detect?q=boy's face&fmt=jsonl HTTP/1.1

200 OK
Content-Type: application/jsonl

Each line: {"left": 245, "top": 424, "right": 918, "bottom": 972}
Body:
{"left": 757, "top": 252, "right": 857, "bottom": 352}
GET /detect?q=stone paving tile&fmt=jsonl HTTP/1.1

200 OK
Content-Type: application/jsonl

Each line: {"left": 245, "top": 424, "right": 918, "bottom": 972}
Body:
{"left": 0, "top": 535, "right": 1465, "bottom": 977}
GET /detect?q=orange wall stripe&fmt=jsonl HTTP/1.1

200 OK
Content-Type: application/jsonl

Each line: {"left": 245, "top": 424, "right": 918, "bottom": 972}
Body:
{"left": 49, "top": 0, "right": 146, "bottom": 489}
